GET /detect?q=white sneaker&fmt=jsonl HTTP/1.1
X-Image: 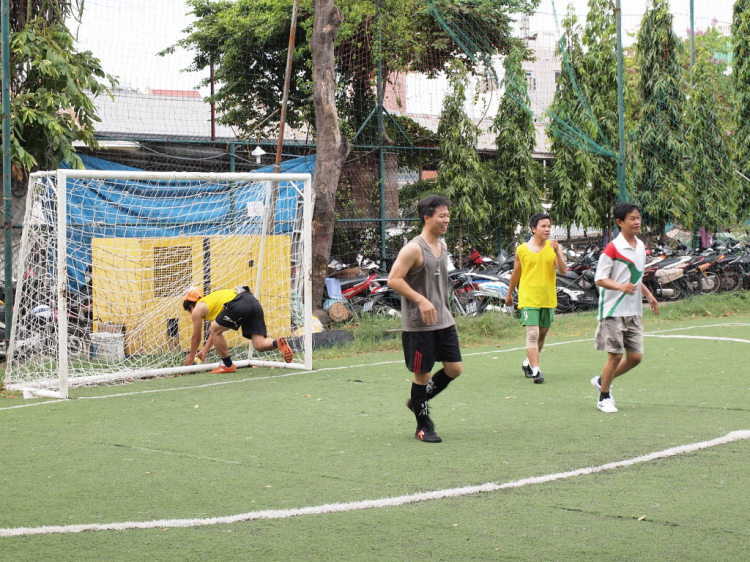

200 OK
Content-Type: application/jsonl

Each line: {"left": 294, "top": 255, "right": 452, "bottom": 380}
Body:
{"left": 597, "top": 397, "right": 618, "bottom": 413}
{"left": 591, "top": 376, "right": 613, "bottom": 399}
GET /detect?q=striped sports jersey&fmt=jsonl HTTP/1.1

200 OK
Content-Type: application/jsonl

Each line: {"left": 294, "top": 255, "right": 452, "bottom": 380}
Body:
{"left": 594, "top": 234, "right": 647, "bottom": 320}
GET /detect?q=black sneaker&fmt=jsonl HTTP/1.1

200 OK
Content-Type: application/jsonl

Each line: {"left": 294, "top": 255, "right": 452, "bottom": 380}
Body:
{"left": 415, "top": 426, "right": 442, "bottom": 443}
{"left": 533, "top": 370, "right": 545, "bottom": 384}
{"left": 522, "top": 362, "right": 533, "bottom": 378}
{"left": 406, "top": 398, "right": 434, "bottom": 431}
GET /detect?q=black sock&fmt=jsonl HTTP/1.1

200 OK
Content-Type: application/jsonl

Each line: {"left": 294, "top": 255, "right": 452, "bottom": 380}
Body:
{"left": 426, "top": 369, "right": 452, "bottom": 400}
{"left": 599, "top": 391, "right": 610, "bottom": 401}
{"left": 272, "top": 339, "right": 278, "bottom": 349}
{"left": 411, "top": 383, "right": 430, "bottom": 428}
{"left": 222, "top": 356, "right": 233, "bottom": 367}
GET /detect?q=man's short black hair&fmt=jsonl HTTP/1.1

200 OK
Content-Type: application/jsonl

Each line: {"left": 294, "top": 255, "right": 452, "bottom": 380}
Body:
{"left": 529, "top": 212, "right": 551, "bottom": 230}
{"left": 417, "top": 195, "right": 451, "bottom": 226}
{"left": 613, "top": 202, "right": 640, "bottom": 222}
{"left": 183, "top": 300, "right": 195, "bottom": 312}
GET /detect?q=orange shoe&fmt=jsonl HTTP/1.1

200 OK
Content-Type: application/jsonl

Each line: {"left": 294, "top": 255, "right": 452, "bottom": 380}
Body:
{"left": 276, "top": 337, "right": 293, "bottom": 363}
{"left": 211, "top": 364, "right": 237, "bottom": 374}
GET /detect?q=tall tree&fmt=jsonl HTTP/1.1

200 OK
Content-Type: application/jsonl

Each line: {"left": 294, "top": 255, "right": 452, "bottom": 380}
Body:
{"left": 581, "top": 0, "right": 619, "bottom": 231}
{"left": 687, "top": 50, "right": 738, "bottom": 232}
{"left": 546, "top": 7, "right": 596, "bottom": 237}
{"left": 679, "top": 24, "right": 733, "bottom": 131}
{"left": 436, "top": 60, "right": 490, "bottom": 264}
{"left": 732, "top": 0, "right": 750, "bottom": 218}
{"left": 167, "top": 0, "right": 537, "bottom": 301}
{"left": 633, "top": 0, "right": 692, "bottom": 238}
{"left": 5, "top": 0, "right": 115, "bottom": 179}
{"left": 159, "top": 0, "right": 312, "bottom": 138}
{"left": 311, "top": 0, "right": 351, "bottom": 306}
{"left": 492, "top": 45, "right": 543, "bottom": 250}
{"left": 166, "top": 0, "right": 538, "bottom": 139}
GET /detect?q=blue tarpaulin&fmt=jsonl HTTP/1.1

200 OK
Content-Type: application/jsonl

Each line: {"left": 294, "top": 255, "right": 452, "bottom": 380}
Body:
{"left": 54, "top": 154, "right": 315, "bottom": 290}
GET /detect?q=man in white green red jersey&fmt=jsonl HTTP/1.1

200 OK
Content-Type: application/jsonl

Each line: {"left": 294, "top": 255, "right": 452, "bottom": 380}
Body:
{"left": 592, "top": 202, "right": 659, "bottom": 413}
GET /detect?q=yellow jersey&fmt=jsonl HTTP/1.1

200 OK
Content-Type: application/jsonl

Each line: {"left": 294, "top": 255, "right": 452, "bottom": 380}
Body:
{"left": 198, "top": 289, "right": 237, "bottom": 321}
{"left": 517, "top": 241, "right": 558, "bottom": 309}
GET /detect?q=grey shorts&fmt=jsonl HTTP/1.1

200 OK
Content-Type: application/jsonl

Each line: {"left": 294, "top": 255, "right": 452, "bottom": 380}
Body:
{"left": 595, "top": 316, "right": 644, "bottom": 355}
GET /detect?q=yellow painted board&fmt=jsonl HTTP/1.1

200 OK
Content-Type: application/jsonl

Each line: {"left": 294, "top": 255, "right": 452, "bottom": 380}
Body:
{"left": 91, "top": 234, "right": 292, "bottom": 356}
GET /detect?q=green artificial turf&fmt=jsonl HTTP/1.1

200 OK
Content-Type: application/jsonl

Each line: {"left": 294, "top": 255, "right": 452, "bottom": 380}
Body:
{"left": 1, "top": 307, "right": 748, "bottom": 561}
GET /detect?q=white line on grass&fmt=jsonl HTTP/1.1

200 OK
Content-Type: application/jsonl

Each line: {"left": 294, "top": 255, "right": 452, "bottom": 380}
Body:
{"left": 1, "top": 430, "right": 747, "bottom": 538}
{"left": 2, "top": 322, "right": 749, "bottom": 411}
{"left": 645, "top": 334, "right": 750, "bottom": 343}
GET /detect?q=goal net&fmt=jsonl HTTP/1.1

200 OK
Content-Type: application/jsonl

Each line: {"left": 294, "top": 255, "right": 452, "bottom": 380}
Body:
{"left": 5, "top": 170, "right": 313, "bottom": 399}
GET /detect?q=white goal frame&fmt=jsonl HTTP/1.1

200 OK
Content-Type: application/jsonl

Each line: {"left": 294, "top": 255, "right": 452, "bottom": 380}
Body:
{"left": 5, "top": 170, "right": 314, "bottom": 399}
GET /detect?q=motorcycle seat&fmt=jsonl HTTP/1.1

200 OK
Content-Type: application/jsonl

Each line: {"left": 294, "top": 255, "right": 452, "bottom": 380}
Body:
{"left": 325, "top": 278, "right": 344, "bottom": 300}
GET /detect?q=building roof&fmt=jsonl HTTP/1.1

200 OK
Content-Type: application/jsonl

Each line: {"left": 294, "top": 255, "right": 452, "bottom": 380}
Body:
{"left": 90, "top": 89, "right": 313, "bottom": 142}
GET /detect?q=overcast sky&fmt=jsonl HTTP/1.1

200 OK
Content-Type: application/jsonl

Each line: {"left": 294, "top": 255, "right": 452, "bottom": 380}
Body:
{"left": 72, "top": 0, "right": 208, "bottom": 93}
{"left": 71, "top": 0, "right": 736, "bottom": 95}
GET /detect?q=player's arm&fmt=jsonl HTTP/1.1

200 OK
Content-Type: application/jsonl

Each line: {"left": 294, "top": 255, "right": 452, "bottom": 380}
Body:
{"left": 550, "top": 240, "right": 567, "bottom": 275}
{"left": 388, "top": 242, "right": 437, "bottom": 324}
{"left": 197, "top": 333, "right": 213, "bottom": 362}
{"left": 505, "top": 252, "right": 522, "bottom": 305}
{"left": 185, "top": 302, "right": 208, "bottom": 365}
{"left": 595, "top": 277, "right": 636, "bottom": 294}
{"left": 640, "top": 280, "right": 659, "bottom": 315}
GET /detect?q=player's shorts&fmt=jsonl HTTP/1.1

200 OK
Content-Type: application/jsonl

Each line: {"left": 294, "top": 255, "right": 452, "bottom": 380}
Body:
{"left": 214, "top": 292, "right": 268, "bottom": 339}
{"left": 595, "top": 316, "right": 644, "bottom": 354}
{"left": 402, "top": 325, "right": 462, "bottom": 374}
{"left": 520, "top": 307, "right": 554, "bottom": 328}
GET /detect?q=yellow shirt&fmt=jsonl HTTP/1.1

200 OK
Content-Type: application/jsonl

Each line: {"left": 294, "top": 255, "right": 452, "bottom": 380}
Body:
{"left": 517, "top": 241, "right": 558, "bottom": 309}
{"left": 198, "top": 289, "right": 236, "bottom": 321}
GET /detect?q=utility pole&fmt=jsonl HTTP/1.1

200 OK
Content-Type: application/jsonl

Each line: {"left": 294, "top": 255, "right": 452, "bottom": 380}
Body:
{"left": 2, "top": 0, "right": 13, "bottom": 336}
{"left": 269, "top": 0, "right": 299, "bottom": 233}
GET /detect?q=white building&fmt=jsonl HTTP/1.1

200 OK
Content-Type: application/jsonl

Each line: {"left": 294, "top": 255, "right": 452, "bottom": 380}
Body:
{"left": 383, "top": 31, "right": 561, "bottom": 158}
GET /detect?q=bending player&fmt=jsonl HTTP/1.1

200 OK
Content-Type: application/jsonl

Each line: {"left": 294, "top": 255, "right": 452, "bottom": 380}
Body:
{"left": 182, "top": 286, "right": 293, "bottom": 373}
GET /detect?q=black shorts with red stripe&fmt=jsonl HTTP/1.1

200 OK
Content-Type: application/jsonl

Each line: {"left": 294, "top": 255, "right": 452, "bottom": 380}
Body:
{"left": 402, "top": 325, "right": 462, "bottom": 374}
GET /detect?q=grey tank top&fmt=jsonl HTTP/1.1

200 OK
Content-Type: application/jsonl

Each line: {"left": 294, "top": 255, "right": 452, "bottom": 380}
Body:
{"left": 401, "top": 236, "right": 455, "bottom": 332}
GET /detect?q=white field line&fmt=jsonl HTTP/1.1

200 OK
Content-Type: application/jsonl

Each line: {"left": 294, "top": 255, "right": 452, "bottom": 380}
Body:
{"left": 2, "top": 322, "right": 749, "bottom": 411}
{"left": 644, "top": 334, "right": 750, "bottom": 343}
{"left": 1, "top": 430, "right": 747, "bottom": 538}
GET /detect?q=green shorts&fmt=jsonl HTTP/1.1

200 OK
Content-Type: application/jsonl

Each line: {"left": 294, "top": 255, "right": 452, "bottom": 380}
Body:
{"left": 520, "top": 307, "right": 554, "bottom": 328}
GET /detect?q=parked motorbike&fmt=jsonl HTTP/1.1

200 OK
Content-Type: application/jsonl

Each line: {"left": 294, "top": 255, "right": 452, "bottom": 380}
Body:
{"left": 680, "top": 250, "right": 721, "bottom": 295}
{"left": 555, "top": 262, "right": 599, "bottom": 313}
{"left": 450, "top": 270, "right": 515, "bottom": 316}
{"left": 362, "top": 285, "right": 402, "bottom": 317}
{"left": 642, "top": 245, "right": 692, "bottom": 301}
{"left": 712, "top": 240, "right": 745, "bottom": 293}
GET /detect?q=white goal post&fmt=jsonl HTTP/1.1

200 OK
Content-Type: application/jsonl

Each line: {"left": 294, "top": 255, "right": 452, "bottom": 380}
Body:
{"left": 5, "top": 170, "right": 314, "bottom": 399}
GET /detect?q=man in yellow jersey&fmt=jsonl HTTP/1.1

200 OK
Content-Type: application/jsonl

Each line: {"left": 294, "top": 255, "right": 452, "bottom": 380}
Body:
{"left": 182, "top": 286, "right": 293, "bottom": 373}
{"left": 505, "top": 213, "right": 567, "bottom": 383}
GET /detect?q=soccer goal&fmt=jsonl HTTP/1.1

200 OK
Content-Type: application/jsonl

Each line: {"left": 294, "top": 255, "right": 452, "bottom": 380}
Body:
{"left": 5, "top": 170, "right": 314, "bottom": 399}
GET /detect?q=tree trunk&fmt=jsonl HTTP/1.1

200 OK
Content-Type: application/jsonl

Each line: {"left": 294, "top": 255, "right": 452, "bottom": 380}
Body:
{"left": 311, "top": 0, "right": 351, "bottom": 307}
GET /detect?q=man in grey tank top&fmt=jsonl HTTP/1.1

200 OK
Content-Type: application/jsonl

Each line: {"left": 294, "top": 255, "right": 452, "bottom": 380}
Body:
{"left": 388, "top": 195, "right": 464, "bottom": 443}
